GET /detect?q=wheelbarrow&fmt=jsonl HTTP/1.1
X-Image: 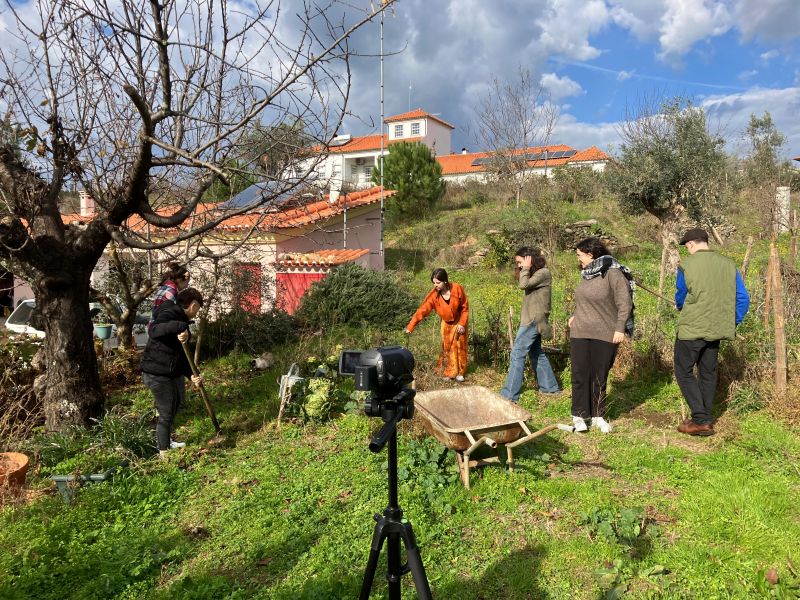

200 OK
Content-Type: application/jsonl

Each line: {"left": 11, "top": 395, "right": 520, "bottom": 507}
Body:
{"left": 415, "top": 386, "right": 572, "bottom": 489}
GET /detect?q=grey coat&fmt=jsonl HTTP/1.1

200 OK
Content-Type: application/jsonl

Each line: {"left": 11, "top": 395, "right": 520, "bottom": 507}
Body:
{"left": 518, "top": 267, "right": 554, "bottom": 340}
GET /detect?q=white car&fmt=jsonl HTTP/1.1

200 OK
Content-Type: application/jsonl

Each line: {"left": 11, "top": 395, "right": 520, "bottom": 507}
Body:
{"left": 5, "top": 299, "right": 149, "bottom": 348}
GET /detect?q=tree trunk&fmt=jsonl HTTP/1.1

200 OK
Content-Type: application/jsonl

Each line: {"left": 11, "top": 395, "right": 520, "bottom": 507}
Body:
{"left": 790, "top": 209, "right": 797, "bottom": 266}
{"left": 34, "top": 278, "right": 105, "bottom": 431}
{"left": 657, "top": 217, "right": 681, "bottom": 299}
{"left": 115, "top": 317, "right": 137, "bottom": 351}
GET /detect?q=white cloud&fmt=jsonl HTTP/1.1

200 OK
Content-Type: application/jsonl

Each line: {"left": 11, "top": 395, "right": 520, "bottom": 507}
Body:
{"left": 536, "top": 0, "right": 610, "bottom": 61}
{"left": 657, "top": 0, "right": 732, "bottom": 65}
{"left": 760, "top": 49, "right": 779, "bottom": 62}
{"left": 553, "top": 112, "right": 622, "bottom": 152}
{"left": 701, "top": 86, "right": 800, "bottom": 159}
{"left": 738, "top": 69, "right": 758, "bottom": 81}
{"left": 540, "top": 73, "right": 584, "bottom": 101}
{"left": 734, "top": 0, "right": 800, "bottom": 42}
{"left": 617, "top": 70, "right": 634, "bottom": 81}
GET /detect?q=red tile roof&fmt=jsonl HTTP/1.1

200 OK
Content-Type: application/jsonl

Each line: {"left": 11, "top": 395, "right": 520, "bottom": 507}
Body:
{"left": 318, "top": 134, "right": 424, "bottom": 154}
{"left": 794, "top": 156, "right": 800, "bottom": 162}
{"left": 384, "top": 108, "right": 455, "bottom": 129}
{"left": 569, "top": 145, "right": 610, "bottom": 163}
{"left": 60, "top": 186, "right": 394, "bottom": 234}
{"left": 436, "top": 144, "right": 582, "bottom": 175}
{"left": 276, "top": 248, "right": 369, "bottom": 268}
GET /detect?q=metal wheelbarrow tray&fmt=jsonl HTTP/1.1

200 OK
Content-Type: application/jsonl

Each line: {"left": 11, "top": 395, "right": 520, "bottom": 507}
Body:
{"left": 415, "top": 386, "right": 564, "bottom": 489}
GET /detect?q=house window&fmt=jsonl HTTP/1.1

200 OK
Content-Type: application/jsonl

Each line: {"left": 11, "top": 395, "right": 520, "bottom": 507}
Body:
{"left": 365, "top": 166, "right": 373, "bottom": 180}
{"left": 394, "top": 124, "right": 403, "bottom": 138}
{"left": 410, "top": 122, "right": 420, "bottom": 136}
{"left": 351, "top": 164, "right": 358, "bottom": 178}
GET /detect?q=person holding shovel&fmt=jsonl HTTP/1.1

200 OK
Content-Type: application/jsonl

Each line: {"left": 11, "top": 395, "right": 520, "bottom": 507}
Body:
{"left": 405, "top": 268, "right": 469, "bottom": 381}
{"left": 141, "top": 287, "right": 204, "bottom": 458}
{"left": 500, "top": 246, "right": 561, "bottom": 402}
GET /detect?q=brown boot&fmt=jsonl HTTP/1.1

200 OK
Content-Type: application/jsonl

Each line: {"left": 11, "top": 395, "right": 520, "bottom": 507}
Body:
{"left": 677, "top": 420, "right": 714, "bottom": 436}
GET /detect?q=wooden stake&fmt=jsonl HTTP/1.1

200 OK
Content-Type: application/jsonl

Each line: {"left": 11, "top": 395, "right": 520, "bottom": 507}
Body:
{"left": 507, "top": 307, "right": 515, "bottom": 350}
{"left": 741, "top": 235, "right": 754, "bottom": 278}
{"left": 790, "top": 209, "right": 798, "bottom": 266}
{"left": 770, "top": 243, "right": 787, "bottom": 394}
{"left": 764, "top": 251, "right": 774, "bottom": 329}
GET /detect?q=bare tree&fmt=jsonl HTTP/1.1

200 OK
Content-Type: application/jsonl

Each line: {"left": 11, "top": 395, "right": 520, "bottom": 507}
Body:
{"left": 610, "top": 97, "right": 728, "bottom": 296}
{"left": 473, "top": 67, "right": 559, "bottom": 208}
{"left": 0, "top": 0, "right": 394, "bottom": 431}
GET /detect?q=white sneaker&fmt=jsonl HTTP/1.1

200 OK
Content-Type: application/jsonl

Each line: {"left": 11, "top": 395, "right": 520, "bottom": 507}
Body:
{"left": 159, "top": 450, "right": 170, "bottom": 460}
{"left": 591, "top": 417, "right": 613, "bottom": 433}
{"left": 455, "top": 375, "right": 465, "bottom": 382}
{"left": 169, "top": 440, "right": 186, "bottom": 449}
{"left": 572, "top": 416, "right": 588, "bottom": 432}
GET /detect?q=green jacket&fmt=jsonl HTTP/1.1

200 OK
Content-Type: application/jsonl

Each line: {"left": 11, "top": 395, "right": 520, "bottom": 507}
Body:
{"left": 677, "top": 250, "right": 736, "bottom": 341}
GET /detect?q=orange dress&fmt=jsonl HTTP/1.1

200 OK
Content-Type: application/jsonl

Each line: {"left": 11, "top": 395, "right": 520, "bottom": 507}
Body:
{"left": 406, "top": 282, "right": 469, "bottom": 378}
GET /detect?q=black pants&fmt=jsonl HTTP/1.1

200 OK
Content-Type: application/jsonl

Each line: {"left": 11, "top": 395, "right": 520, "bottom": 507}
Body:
{"left": 674, "top": 338, "right": 720, "bottom": 425}
{"left": 570, "top": 338, "right": 618, "bottom": 419}
{"left": 143, "top": 373, "right": 186, "bottom": 450}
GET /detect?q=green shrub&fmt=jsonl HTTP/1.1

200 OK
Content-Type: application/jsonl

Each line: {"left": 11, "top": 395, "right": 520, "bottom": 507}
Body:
{"left": 199, "top": 308, "right": 297, "bottom": 358}
{"left": 295, "top": 263, "right": 417, "bottom": 330}
{"left": 25, "top": 406, "right": 157, "bottom": 471}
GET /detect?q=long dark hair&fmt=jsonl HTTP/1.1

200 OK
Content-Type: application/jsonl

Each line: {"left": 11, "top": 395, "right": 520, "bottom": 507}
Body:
{"left": 514, "top": 246, "right": 546, "bottom": 279}
{"left": 575, "top": 237, "right": 609, "bottom": 259}
{"left": 430, "top": 268, "right": 449, "bottom": 283}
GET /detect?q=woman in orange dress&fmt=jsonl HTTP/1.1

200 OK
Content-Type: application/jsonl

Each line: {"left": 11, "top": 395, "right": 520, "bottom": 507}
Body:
{"left": 404, "top": 268, "right": 469, "bottom": 381}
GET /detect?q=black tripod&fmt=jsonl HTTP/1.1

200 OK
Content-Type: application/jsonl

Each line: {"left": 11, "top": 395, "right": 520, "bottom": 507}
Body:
{"left": 359, "top": 388, "right": 433, "bottom": 600}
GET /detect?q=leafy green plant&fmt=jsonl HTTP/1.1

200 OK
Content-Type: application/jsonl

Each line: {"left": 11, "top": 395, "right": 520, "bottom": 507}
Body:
{"left": 51, "top": 449, "right": 123, "bottom": 476}
{"left": 396, "top": 437, "right": 459, "bottom": 512}
{"left": 283, "top": 350, "right": 354, "bottom": 422}
{"left": 295, "top": 263, "right": 416, "bottom": 330}
{"left": 580, "top": 506, "right": 646, "bottom": 547}
{"left": 199, "top": 308, "right": 297, "bottom": 359}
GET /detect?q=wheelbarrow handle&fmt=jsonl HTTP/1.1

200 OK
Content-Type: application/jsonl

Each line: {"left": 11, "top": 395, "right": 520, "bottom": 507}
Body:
{"left": 180, "top": 340, "right": 222, "bottom": 435}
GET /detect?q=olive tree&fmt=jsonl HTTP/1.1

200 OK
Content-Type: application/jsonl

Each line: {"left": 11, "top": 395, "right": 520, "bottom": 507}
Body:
{"left": 610, "top": 97, "right": 728, "bottom": 293}
{"left": 0, "top": 0, "right": 394, "bottom": 430}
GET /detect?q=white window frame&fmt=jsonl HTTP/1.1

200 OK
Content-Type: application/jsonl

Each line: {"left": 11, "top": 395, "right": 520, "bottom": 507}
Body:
{"left": 394, "top": 124, "right": 403, "bottom": 138}
{"left": 365, "top": 165, "right": 373, "bottom": 180}
{"left": 410, "top": 122, "right": 420, "bottom": 136}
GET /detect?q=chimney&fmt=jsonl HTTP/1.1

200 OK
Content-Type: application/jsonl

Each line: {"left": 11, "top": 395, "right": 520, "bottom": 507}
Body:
{"left": 461, "top": 147, "right": 467, "bottom": 154}
{"left": 79, "top": 190, "right": 95, "bottom": 217}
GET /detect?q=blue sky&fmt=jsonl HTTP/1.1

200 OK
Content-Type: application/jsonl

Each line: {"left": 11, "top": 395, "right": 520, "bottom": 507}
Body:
{"left": 339, "top": 0, "right": 800, "bottom": 161}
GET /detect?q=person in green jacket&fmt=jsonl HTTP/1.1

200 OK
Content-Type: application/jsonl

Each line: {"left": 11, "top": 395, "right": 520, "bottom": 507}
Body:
{"left": 674, "top": 228, "right": 750, "bottom": 436}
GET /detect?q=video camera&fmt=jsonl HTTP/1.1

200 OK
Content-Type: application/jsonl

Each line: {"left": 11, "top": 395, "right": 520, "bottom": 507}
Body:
{"left": 339, "top": 346, "right": 415, "bottom": 420}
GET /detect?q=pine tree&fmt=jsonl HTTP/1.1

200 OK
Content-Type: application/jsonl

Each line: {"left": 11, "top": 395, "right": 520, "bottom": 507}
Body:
{"left": 372, "top": 142, "right": 445, "bottom": 219}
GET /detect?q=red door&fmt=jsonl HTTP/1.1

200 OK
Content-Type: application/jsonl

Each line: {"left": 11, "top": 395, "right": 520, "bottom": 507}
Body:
{"left": 233, "top": 263, "right": 262, "bottom": 313}
{"left": 276, "top": 272, "right": 325, "bottom": 315}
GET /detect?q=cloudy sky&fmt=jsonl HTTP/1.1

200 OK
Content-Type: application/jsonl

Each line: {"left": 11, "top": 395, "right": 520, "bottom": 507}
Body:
{"left": 338, "top": 0, "right": 800, "bottom": 160}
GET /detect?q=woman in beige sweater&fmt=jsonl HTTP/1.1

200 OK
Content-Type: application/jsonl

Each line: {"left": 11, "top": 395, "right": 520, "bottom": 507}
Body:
{"left": 568, "top": 237, "right": 633, "bottom": 433}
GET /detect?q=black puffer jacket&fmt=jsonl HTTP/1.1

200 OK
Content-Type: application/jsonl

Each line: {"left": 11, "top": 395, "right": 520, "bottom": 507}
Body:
{"left": 140, "top": 301, "right": 192, "bottom": 377}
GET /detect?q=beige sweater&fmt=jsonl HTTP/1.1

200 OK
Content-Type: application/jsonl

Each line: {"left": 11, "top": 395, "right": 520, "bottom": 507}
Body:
{"left": 518, "top": 267, "right": 553, "bottom": 340}
{"left": 569, "top": 268, "right": 632, "bottom": 343}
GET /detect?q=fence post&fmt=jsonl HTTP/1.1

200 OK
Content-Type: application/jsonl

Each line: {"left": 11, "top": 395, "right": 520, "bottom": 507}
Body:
{"left": 770, "top": 242, "right": 787, "bottom": 394}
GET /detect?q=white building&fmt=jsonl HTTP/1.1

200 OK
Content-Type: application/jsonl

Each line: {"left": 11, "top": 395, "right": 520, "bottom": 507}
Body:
{"left": 307, "top": 108, "right": 610, "bottom": 195}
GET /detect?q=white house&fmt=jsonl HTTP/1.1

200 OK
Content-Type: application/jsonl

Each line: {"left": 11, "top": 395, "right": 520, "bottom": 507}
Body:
{"left": 306, "top": 108, "right": 610, "bottom": 194}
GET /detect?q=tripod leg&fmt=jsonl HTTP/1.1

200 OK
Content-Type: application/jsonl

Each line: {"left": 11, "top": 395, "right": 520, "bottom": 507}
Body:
{"left": 399, "top": 521, "right": 433, "bottom": 600}
{"left": 359, "top": 516, "right": 388, "bottom": 600}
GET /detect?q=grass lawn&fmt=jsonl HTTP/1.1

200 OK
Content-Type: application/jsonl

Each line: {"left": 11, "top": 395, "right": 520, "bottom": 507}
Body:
{"left": 2, "top": 348, "right": 799, "bottom": 599}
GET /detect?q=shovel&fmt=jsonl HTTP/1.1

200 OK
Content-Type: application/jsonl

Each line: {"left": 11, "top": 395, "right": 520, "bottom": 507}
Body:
{"left": 180, "top": 340, "right": 223, "bottom": 439}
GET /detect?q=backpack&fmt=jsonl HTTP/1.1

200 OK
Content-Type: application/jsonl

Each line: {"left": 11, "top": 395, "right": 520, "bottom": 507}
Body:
{"left": 599, "top": 258, "right": 636, "bottom": 337}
